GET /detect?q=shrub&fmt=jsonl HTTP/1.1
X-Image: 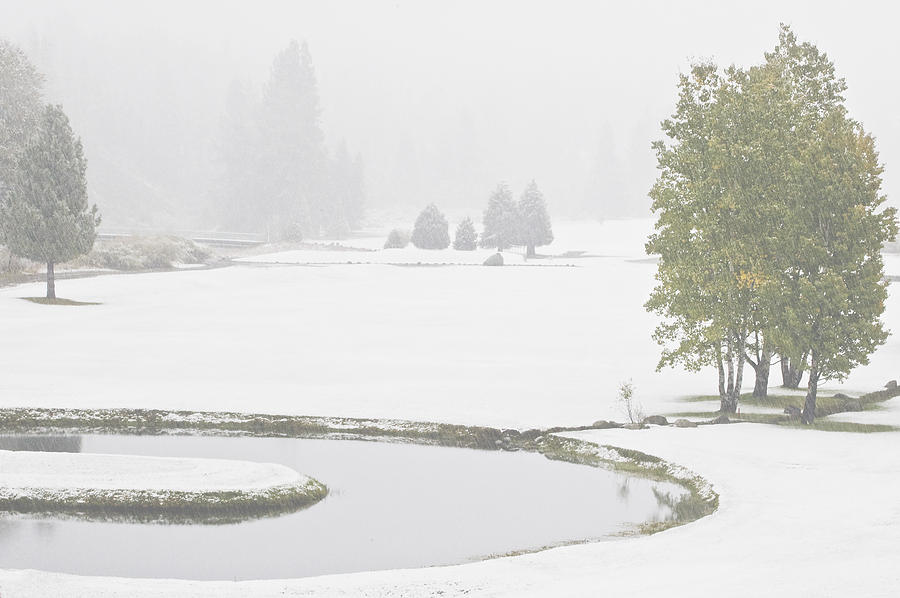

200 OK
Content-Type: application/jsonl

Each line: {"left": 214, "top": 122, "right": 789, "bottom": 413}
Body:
{"left": 384, "top": 229, "right": 411, "bottom": 249}
{"left": 70, "top": 236, "right": 209, "bottom": 271}
{"left": 617, "top": 380, "right": 644, "bottom": 424}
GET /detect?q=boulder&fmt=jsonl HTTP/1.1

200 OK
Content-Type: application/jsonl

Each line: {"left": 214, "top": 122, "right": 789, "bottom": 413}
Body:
{"left": 833, "top": 393, "right": 850, "bottom": 400}
{"left": 483, "top": 252, "right": 504, "bottom": 267}
{"left": 623, "top": 423, "right": 646, "bottom": 430}
{"left": 674, "top": 418, "right": 698, "bottom": 428}
{"left": 709, "top": 414, "right": 731, "bottom": 425}
{"left": 591, "top": 420, "right": 622, "bottom": 429}
{"left": 642, "top": 415, "right": 669, "bottom": 426}
{"left": 886, "top": 380, "right": 898, "bottom": 390}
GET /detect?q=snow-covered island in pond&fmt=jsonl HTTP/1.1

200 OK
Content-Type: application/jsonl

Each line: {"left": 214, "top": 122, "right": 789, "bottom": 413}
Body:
{"left": 1, "top": 4, "right": 899, "bottom": 598}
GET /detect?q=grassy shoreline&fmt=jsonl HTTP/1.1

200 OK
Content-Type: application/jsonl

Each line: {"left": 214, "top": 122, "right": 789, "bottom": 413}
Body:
{"left": 666, "top": 384, "right": 900, "bottom": 432}
{"left": 0, "top": 407, "right": 718, "bottom": 534}
{"left": 0, "top": 477, "right": 328, "bottom": 525}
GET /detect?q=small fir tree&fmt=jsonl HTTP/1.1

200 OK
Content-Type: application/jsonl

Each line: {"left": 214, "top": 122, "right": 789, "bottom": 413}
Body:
{"left": 410, "top": 204, "right": 450, "bottom": 249}
{"left": 1, "top": 104, "right": 100, "bottom": 299}
{"left": 481, "top": 183, "right": 518, "bottom": 250}
{"left": 453, "top": 217, "right": 477, "bottom": 250}
{"left": 517, "top": 181, "right": 553, "bottom": 257}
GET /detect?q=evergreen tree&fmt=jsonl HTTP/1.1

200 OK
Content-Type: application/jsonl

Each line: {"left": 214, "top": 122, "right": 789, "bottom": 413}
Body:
{"left": 0, "top": 40, "right": 44, "bottom": 228}
{"left": 517, "top": 181, "right": 553, "bottom": 257}
{"left": 212, "top": 41, "right": 365, "bottom": 239}
{"left": 481, "top": 183, "right": 518, "bottom": 250}
{"left": 411, "top": 204, "right": 450, "bottom": 249}
{"left": 257, "top": 40, "right": 328, "bottom": 239}
{"left": 212, "top": 80, "right": 259, "bottom": 230}
{"left": 325, "top": 140, "right": 365, "bottom": 238}
{"left": 1, "top": 105, "right": 100, "bottom": 298}
{"left": 453, "top": 217, "right": 477, "bottom": 250}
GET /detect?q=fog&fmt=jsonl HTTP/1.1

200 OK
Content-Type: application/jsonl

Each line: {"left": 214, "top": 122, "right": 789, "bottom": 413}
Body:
{"left": 1, "top": 0, "right": 898, "bottom": 229}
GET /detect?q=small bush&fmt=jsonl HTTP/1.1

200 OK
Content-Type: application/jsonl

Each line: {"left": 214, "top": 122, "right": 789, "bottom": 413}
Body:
{"left": 384, "top": 228, "right": 411, "bottom": 249}
{"left": 70, "top": 236, "right": 210, "bottom": 271}
{"left": 617, "top": 380, "right": 644, "bottom": 424}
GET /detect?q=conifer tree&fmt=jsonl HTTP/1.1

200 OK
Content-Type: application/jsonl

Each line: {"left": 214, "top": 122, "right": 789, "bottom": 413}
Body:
{"left": 481, "top": 183, "right": 518, "bottom": 251}
{"left": 411, "top": 204, "right": 450, "bottom": 249}
{"left": 257, "top": 40, "right": 328, "bottom": 239}
{"left": 453, "top": 217, "right": 477, "bottom": 250}
{"left": 517, "top": 180, "right": 553, "bottom": 258}
{"left": 0, "top": 40, "right": 44, "bottom": 228}
{"left": 1, "top": 105, "right": 100, "bottom": 299}
{"left": 213, "top": 81, "right": 259, "bottom": 230}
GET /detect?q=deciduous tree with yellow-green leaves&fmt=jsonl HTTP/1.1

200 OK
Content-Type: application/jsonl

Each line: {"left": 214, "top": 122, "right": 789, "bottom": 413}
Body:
{"left": 646, "top": 25, "right": 897, "bottom": 422}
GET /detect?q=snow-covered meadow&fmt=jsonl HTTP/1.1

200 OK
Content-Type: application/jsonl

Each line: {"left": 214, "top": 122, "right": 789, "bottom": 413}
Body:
{"left": 1, "top": 218, "right": 899, "bottom": 596}
{"left": 1, "top": 220, "right": 896, "bottom": 427}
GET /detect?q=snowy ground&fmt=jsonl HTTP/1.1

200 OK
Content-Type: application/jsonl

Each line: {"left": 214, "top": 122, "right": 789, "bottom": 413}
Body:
{"left": 1, "top": 219, "right": 899, "bottom": 596}
{"left": 884, "top": 252, "right": 900, "bottom": 277}
{"left": 0, "top": 220, "right": 894, "bottom": 428}
{"left": 240, "top": 247, "right": 566, "bottom": 266}
{"left": 0, "top": 450, "right": 310, "bottom": 493}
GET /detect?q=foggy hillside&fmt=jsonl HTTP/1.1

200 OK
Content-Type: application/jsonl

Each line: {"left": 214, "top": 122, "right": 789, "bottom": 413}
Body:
{"left": 1, "top": 0, "right": 898, "bottom": 230}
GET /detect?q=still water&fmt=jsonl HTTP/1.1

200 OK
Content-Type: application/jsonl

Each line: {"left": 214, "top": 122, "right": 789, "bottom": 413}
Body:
{"left": 0, "top": 434, "right": 682, "bottom": 580}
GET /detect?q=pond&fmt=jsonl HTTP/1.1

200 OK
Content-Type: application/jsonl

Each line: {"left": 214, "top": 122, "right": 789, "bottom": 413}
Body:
{"left": 0, "top": 434, "right": 684, "bottom": 580}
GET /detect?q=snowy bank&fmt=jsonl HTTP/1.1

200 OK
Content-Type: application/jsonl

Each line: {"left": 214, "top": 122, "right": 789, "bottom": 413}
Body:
{"left": 0, "top": 450, "right": 326, "bottom": 521}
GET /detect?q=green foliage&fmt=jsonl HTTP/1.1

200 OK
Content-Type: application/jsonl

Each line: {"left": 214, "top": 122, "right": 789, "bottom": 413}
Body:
{"left": 481, "top": 183, "right": 518, "bottom": 250}
{"left": 0, "top": 40, "right": 44, "bottom": 239}
{"left": 646, "top": 25, "right": 898, "bottom": 420}
{"left": 411, "top": 203, "right": 450, "bottom": 249}
{"left": 453, "top": 216, "right": 478, "bottom": 250}
{"left": 517, "top": 180, "right": 553, "bottom": 255}
{"left": 1, "top": 104, "right": 100, "bottom": 267}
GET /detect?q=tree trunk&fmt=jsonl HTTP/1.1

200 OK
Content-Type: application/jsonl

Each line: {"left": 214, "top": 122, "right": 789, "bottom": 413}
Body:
{"left": 731, "top": 333, "right": 746, "bottom": 412}
{"left": 721, "top": 342, "right": 736, "bottom": 413}
{"left": 526, "top": 243, "right": 535, "bottom": 259}
{"left": 716, "top": 344, "right": 726, "bottom": 402}
{"left": 801, "top": 354, "right": 819, "bottom": 425}
{"left": 752, "top": 343, "right": 773, "bottom": 398}
{"left": 46, "top": 262, "right": 56, "bottom": 299}
{"left": 780, "top": 355, "right": 804, "bottom": 388}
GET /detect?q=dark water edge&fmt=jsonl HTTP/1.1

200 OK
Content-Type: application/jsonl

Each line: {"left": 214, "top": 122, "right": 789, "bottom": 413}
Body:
{"left": 0, "top": 433, "right": 684, "bottom": 580}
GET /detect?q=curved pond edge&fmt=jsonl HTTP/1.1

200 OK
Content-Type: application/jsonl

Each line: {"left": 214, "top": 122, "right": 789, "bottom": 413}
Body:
{"left": 0, "top": 470, "right": 327, "bottom": 525}
{"left": 0, "top": 407, "right": 718, "bottom": 533}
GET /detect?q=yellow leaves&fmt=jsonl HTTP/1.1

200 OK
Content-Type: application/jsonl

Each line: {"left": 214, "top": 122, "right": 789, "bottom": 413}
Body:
{"left": 736, "top": 269, "right": 768, "bottom": 289}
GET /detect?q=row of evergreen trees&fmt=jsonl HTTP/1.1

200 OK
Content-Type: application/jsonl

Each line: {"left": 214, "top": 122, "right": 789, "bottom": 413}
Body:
{"left": 0, "top": 40, "right": 99, "bottom": 298}
{"left": 481, "top": 181, "right": 554, "bottom": 257}
{"left": 398, "top": 181, "right": 553, "bottom": 254}
{"left": 213, "top": 41, "right": 365, "bottom": 240}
